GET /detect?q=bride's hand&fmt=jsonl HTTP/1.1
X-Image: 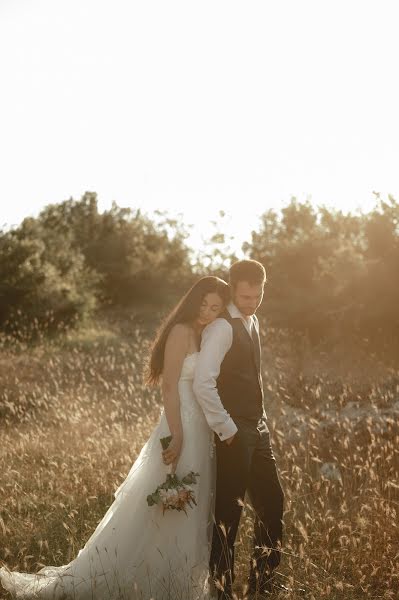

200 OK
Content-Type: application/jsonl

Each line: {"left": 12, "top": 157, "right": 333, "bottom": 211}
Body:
{"left": 162, "top": 435, "right": 183, "bottom": 474}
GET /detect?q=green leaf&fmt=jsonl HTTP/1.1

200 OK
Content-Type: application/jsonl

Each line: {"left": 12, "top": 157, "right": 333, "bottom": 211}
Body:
{"left": 181, "top": 471, "right": 200, "bottom": 485}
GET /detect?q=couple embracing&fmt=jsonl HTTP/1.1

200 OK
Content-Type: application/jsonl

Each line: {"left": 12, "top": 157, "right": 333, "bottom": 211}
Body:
{"left": 0, "top": 260, "right": 285, "bottom": 600}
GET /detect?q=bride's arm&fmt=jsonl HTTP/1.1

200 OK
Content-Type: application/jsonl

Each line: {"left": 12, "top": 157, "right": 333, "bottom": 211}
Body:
{"left": 161, "top": 324, "right": 189, "bottom": 468}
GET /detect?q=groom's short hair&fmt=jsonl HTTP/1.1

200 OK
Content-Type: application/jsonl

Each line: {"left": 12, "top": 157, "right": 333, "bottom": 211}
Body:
{"left": 229, "top": 259, "right": 267, "bottom": 287}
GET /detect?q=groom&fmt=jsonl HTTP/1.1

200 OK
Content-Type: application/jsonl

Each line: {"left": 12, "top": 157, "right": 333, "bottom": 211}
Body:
{"left": 193, "top": 259, "right": 285, "bottom": 599}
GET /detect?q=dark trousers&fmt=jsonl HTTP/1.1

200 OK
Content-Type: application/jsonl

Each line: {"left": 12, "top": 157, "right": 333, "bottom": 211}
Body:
{"left": 209, "top": 415, "right": 284, "bottom": 597}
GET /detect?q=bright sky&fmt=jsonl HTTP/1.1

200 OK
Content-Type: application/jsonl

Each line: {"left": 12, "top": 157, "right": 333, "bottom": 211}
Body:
{"left": 1, "top": 0, "right": 398, "bottom": 254}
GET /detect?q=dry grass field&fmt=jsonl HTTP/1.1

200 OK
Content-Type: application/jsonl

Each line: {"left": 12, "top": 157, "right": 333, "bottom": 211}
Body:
{"left": 0, "top": 311, "right": 398, "bottom": 599}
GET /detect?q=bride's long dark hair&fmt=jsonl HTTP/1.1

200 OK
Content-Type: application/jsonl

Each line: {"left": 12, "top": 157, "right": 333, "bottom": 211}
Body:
{"left": 145, "top": 276, "right": 230, "bottom": 386}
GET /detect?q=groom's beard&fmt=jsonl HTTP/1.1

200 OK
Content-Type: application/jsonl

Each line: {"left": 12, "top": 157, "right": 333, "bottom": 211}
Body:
{"left": 240, "top": 308, "right": 257, "bottom": 316}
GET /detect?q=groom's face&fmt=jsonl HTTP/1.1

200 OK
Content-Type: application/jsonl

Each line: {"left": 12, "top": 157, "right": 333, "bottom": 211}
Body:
{"left": 232, "top": 281, "right": 264, "bottom": 316}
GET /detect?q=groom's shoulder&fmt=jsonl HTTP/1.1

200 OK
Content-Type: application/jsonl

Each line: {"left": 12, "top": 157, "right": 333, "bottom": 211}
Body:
{"left": 214, "top": 308, "right": 233, "bottom": 324}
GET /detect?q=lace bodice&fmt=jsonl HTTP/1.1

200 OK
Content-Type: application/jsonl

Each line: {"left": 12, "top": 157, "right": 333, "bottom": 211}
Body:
{"left": 179, "top": 351, "right": 199, "bottom": 381}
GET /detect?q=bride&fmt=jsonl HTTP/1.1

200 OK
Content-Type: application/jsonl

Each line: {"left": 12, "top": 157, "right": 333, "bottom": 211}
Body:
{"left": 0, "top": 276, "right": 230, "bottom": 600}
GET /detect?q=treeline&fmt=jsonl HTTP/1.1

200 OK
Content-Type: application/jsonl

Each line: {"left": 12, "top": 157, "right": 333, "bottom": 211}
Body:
{"left": 246, "top": 194, "right": 399, "bottom": 346}
{"left": 0, "top": 192, "right": 193, "bottom": 332}
{"left": 1, "top": 192, "right": 398, "bottom": 346}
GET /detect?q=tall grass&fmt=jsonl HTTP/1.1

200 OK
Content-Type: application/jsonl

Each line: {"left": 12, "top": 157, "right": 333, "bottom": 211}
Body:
{"left": 0, "top": 314, "right": 398, "bottom": 599}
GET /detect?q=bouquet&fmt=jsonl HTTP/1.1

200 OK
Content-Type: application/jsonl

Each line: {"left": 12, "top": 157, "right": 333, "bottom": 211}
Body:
{"left": 146, "top": 435, "right": 200, "bottom": 515}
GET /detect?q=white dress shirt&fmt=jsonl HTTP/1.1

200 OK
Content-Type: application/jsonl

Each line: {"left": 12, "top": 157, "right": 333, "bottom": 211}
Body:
{"left": 193, "top": 302, "right": 261, "bottom": 441}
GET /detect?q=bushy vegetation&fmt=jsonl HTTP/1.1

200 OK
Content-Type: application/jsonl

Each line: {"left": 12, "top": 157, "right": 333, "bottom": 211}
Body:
{"left": 1, "top": 192, "right": 399, "bottom": 352}
{"left": 0, "top": 192, "right": 193, "bottom": 334}
{"left": 3, "top": 191, "right": 399, "bottom": 353}
{"left": 0, "top": 211, "right": 99, "bottom": 331}
{"left": 246, "top": 194, "right": 399, "bottom": 348}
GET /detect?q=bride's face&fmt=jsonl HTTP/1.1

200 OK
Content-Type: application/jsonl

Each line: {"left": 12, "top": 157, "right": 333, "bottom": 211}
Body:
{"left": 196, "top": 292, "right": 224, "bottom": 327}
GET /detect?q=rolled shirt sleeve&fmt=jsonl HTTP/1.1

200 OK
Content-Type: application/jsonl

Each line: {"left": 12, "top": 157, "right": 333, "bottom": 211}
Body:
{"left": 193, "top": 318, "right": 238, "bottom": 442}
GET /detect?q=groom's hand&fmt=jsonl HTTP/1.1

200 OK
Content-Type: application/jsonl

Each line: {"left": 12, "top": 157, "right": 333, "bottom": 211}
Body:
{"left": 225, "top": 432, "right": 237, "bottom": 446}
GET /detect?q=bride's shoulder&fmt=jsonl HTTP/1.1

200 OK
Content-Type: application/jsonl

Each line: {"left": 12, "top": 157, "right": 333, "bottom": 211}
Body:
{"left": 166, "top": 323, "right": 191, "bottom": 345}
{"left": 169, "top": 322, "right": 191, "bottom": 335}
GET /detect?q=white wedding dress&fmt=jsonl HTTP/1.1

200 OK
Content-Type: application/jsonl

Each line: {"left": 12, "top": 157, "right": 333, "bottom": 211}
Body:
{"left": 0, "top": 352, "right": 217, "bottom": 600}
